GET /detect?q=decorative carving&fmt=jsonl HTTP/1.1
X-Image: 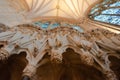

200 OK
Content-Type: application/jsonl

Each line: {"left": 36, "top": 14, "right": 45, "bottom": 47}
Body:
{"left": 0, "top": 24, "right": 120, "bottom": 80}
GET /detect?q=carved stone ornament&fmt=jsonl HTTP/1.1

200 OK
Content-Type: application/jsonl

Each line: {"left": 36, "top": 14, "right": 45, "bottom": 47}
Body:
{"left": 0, "top": 24, "right": 120, "bottom": 80}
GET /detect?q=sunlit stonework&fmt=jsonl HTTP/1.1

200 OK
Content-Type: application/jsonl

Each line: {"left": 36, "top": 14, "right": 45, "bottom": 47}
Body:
{"left": 0, "top": 24, "right": 120, "bottom": 80}
{"left": 0, "top": 0, "right": 120, "bottom": 80}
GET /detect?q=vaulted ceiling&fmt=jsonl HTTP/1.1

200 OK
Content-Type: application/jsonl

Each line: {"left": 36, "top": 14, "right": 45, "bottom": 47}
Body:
{"left": 0, "top": 0, "right": 98, "bottom": 26}
{"left": 0, "top": 0, "right": 120, "bottom": 33}
{"left": 25, "top": 0, "right": 97, "bottom": 19}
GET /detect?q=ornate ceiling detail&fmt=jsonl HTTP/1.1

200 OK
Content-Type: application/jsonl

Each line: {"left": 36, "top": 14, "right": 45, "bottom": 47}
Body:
{"left": 0, "top": 24, "right": 120, "bottom": 80}
{"left": 0, "top": 0, "right": 120, "bottom": 79}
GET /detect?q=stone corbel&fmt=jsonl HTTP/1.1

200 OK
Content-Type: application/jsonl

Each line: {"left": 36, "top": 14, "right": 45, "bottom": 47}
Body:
{"left": 49, "top": 44, "right": 66, "bottom": 63}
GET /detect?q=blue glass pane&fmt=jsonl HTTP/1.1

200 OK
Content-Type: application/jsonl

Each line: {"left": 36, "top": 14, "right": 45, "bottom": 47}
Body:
{"left": 41, "top": 22, "right": 50, "bottom": 29}
{"left": 102, "top": 8, "right": 120, "bottom": 14}
{"left": 110, "top": 1, "right": 120, "bottom": 7}
{"left": 73, "top": 25, "right": 84, "bottom": 32}
{"left": 34, "top": 22, "right": 50, "bottom": 29}
{"left": 50, "top": 23, "right": 60, "bottom": 29}
{"left": 95, "top": 15, "right": 120, "bottom": 25}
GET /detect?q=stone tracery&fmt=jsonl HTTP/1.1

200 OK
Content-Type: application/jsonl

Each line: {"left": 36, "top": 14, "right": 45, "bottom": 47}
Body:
{"left": 0, "top": 24, "right": 120, "bottom": 80}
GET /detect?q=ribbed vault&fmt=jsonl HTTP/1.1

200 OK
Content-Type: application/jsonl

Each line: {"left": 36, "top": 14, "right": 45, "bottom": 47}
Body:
{"left": 0, "top": 0, "right": 119, "bottom": 33}
{"left": 25, "top": 0, "right": 97, "bottom": 19}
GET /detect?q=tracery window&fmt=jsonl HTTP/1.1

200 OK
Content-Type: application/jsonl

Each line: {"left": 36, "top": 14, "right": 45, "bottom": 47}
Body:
{"left": 89, "top": 0, "right": 120, "bottom": 26}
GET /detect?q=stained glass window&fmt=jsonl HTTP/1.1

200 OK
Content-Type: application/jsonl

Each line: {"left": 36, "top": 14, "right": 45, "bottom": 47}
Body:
{"left": 89, "top": 0, "right": 120, "bottom": 26}
{"left": 33, "top": 21, "right": 84, "bottom": 32}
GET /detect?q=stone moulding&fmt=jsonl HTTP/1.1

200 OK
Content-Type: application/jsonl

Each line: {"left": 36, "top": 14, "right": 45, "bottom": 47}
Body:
{"left": 0, "top": 24, "right": 120, "bottom": 80}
